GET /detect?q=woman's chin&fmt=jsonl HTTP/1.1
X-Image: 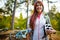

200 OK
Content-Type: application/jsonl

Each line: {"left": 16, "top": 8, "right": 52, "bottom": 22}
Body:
{"left": 37, "top": 10, "right": 42, "bottom": 13}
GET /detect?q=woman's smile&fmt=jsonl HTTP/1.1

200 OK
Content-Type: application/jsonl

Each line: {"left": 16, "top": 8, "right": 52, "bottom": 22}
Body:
{"left": 36, "top": 3, "right": 43, "bottom": 13}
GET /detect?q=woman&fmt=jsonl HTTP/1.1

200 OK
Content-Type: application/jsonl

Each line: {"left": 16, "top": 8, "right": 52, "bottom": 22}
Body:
{"left": 27, "top": 1, "right": 56, "bottom": 40}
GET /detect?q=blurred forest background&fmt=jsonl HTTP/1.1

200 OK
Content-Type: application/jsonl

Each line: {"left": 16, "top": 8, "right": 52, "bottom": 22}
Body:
{"left": 0, "top": 0, "right": 60, "bottom": 31}
{"left": 0, "top": 0, "right": 60, "bottom": 40}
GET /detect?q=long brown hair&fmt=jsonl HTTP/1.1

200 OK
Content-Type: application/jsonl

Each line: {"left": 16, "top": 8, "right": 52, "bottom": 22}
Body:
{"left": 30, "top": 1, "right": 44, "bottom": 30}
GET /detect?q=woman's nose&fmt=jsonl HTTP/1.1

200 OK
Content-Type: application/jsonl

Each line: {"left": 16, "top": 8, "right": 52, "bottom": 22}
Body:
{"left": 37, "top": 6, "right": 41, "bottom": 9}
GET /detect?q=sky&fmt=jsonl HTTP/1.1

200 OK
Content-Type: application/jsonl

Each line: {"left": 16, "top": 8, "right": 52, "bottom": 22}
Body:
{"left": 0, "top": 0, "right": 60, "bottom": 18}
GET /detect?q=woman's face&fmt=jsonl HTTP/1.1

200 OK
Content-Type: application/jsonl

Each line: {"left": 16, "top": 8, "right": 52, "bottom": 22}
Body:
{"left": 36, "top": 3, "right": 43, "bottom": 13}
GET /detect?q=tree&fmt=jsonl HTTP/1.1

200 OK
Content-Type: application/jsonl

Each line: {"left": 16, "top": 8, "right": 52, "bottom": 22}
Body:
{"left": 5, "top": 0, "right": 28, "bottom": 30}
{"left": 11, "top": 0, "right": 17, "bottom": 30}
{"left": 0, "top": 14, "right": 11, "bottom": 29}
{"left": 17, "top": 13, "right": 27, "bottom": 30}
{"left": 0, "top": 0, "right": 34, "bottom": 29}
{"left": 48, "top": 5, "right": 60, "bottom": 31}
{"left": 55, "top": 12, "right": 60, "bottom": 31}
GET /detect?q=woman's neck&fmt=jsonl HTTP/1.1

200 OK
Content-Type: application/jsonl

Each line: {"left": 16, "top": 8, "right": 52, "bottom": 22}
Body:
{"left": 37, "top": 11, "right": 42, "bottom": 19}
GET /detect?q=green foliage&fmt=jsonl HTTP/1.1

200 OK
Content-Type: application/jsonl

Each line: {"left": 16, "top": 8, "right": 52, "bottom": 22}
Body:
{"left": 56, "top": 13, "right": 60, "bottom": 31}
{"left": 48, "top": 5, "right": 60, "bottom": 31}
{"left": 0, "top": 0, "right": 27, "bottom": 29}
{"left": 0, "top": 15, "right": 11, "bottom": 29}
{"left": 18, "top": 13, "right": 27, "bottom": 30}
{"left": 14, "top": 13, "right": 27, "bottom": 30}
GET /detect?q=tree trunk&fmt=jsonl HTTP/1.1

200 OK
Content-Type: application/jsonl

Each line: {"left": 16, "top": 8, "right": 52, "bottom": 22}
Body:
{"left": 11, "top": 0, "right": 16, "bottom": 30}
